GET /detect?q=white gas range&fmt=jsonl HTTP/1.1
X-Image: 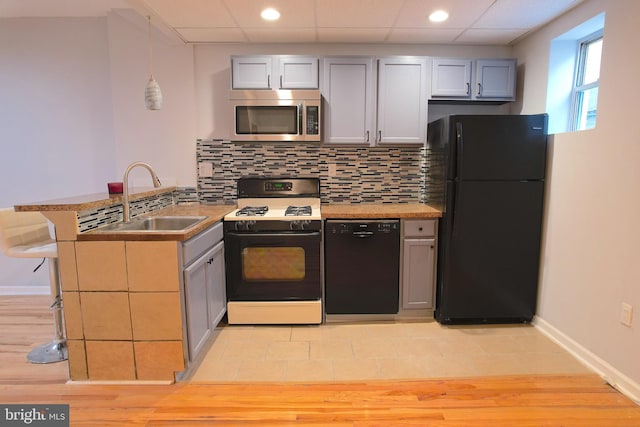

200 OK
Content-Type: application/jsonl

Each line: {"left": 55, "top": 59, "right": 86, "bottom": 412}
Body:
{"left": 223, "top": 178, "right": 322, "bottom": 325}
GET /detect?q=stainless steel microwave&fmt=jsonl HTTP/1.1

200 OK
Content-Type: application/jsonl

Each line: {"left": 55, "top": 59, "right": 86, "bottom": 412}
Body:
{"left": 230, "top": 90, "right": 321, "bottom": 142}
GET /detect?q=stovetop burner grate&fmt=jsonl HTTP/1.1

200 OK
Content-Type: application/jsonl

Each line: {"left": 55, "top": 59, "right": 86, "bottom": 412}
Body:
{"left": 285, "top": 205, "right": 312, "bottom": 217}
{"left": 236, "top": 206, "right": 269, "bottom": 217}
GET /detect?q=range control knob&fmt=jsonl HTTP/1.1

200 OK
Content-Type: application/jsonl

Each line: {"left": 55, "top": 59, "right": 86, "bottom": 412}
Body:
{"left": 290, "top": 220, "right": 311, "bottom": 230}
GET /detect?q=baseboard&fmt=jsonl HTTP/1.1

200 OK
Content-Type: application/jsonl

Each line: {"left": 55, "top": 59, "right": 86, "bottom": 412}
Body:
{"left": 533, "top": 316, "right": 640, "bottom": 405}
{"left": 0, "top": 285, "right": 49, "bottom": 295}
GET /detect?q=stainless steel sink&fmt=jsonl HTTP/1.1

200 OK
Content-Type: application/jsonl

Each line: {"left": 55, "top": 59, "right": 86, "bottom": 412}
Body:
{"left": 95, "top": 216, "right": 208, "bottom": 233}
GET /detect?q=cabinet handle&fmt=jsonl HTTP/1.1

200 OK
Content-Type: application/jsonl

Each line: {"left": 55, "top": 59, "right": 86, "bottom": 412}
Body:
{"left": 366, "top": 130, "right": 370, "bottom": 142}
{"left": 477, "top": 83, "right": 482, "bottom": 96}
{"left": 378, "top": 130, "right": 382, "bottom": 142}
{"left": 466, "top": 82, "right": 470, "bottom": 95}
{"left": 280, "top": 75, "right": 283, "bottom": 88}
{"left": 267, "top": 74, "right": 271, "bottom": 88}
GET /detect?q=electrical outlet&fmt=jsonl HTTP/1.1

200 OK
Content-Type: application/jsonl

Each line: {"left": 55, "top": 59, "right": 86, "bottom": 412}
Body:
{"left": 198, "top": 162, "right": 213, "bottom": 178}
{"left": 620, "top": 303, "right": 633, "bottom": 327}
{"left": 328, "top": 163, "right": 337, "bottom": 177}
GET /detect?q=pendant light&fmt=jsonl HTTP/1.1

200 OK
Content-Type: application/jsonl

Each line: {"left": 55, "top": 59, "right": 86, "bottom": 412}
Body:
{"left": 144, "top": 15, "right": 163, "bottom": 110}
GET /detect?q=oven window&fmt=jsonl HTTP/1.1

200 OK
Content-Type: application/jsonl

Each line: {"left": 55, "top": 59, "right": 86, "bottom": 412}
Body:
{"left": 242, "top": 247, "right": 306, "bottom": 280}
{"left": 236, "top": 106, "right": 298, "bottom": 135}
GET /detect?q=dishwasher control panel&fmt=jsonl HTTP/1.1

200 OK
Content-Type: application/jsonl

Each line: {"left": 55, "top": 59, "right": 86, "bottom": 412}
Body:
{"left": 326, "top": 221, "right": 399, "bottom": 234}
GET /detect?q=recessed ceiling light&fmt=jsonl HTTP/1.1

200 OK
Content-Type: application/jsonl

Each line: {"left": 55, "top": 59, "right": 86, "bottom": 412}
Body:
{"left": 429, "top": 10, "right": 449, "bottom": 23}
{"left": 261, "top": 8, "right": 280, "bottom": 21}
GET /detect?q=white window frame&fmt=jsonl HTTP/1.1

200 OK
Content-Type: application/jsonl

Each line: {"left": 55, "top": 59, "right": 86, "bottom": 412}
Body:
{"left": 570, "top": 30, "right": 603, "bottom": 131}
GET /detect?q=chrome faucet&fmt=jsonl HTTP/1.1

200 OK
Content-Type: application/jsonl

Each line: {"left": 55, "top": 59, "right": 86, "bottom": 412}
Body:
{"left": 122, "top": 162, "right": 161, "bottom": 222}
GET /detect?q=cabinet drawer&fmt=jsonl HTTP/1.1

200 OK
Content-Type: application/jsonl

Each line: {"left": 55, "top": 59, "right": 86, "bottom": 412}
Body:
{"left": 403, "top": 220, "right": 436, "bottom": 237}
{"left": 183, "top": 222, "right": 223, "bottom": 267}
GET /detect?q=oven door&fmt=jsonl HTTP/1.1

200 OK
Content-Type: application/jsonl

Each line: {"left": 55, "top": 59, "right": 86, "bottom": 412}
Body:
{"left": 225, "top": 231, "right": 321, "bottom": 301}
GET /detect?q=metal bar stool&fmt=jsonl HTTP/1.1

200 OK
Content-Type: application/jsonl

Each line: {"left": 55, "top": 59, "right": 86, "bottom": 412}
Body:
{"left": 0, "top": 208, "right": 68, "bottom": 363}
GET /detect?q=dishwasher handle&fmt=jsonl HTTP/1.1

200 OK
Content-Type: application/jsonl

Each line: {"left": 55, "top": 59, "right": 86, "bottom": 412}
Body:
{"left": 352, "top": 231, "right": 374, "bottom": 238}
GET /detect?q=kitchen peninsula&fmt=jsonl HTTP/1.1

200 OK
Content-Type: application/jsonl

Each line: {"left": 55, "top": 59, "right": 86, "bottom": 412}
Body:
{"left": 15, "top": 188, "right": 235, "bottom": 382}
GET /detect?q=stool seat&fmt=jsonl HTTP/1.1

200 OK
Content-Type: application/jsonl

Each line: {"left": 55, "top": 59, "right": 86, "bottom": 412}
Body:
{"left": 0, "top": 208, "right": 67, "bottom": 364}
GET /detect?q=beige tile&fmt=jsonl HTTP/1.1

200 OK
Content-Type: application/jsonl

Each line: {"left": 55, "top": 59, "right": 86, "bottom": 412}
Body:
{"left": 400, "top": 321, "right": 455, "bottom": 338}
{"left": 129, "top": 292, "right": 183, "bottom": 341}
{"left": 67, "top": 339, "right": 87, "bottom": 381}
{"left": 512, "top": 334, "right": 564, "bottom": 353}
{"left": 76, "top": 241, "right": 127, "bottom": 291}
{"left": 235, "top": 360, "right": 286, "bottom": 381}
{"left": 80, "top": 292, "right": 132, "bottom": 340}
{"left": 377, "top": 357, "right": 431, "bottom": 380}
{"left": 42, "top": 211, "right": 79, "bottom": 241}
{"left": 332, "top": 358, "right": 379, "bottom": 381}
{"left": 190, "top": 357, "right": 240, "bottom": 382}
{"left": 323, "top": 323, "right": 371, "bottom": 340}
{"left": 62, "top": 291, "right": 83, "bottom": 340}
{"left": 516, "top": 352, "right": 592, "bottom": 375}
{"left": 250, "top": 326, "right": 292, "bottom": 342}
{"left": 362, "top": 322, "right": 411, "bottom": 338}
{"left": 214, "top": 325, "right": 255, "bottom": 344}
{"left": 85, "top": 340, "right": 135, "bottom": 380}
{"left": 285, "top": 359, "right": 334, "bottom": 382}
{"left": 471, "top": 335, "right": 525, "bottom": 354}
{"left": 57, "top": 241, "right": 78, "bottom": 292}
{"left": 126, "top": 241, "right": 180, "bottom": 292}
{"left": 310, "top": 339, "right": 353, "bottom": 359}
{"left": 290, "top": 325, "right": 329, "bottom": 341}
{"left": 392, "top": 337, "right": 442, "bottom": 358}
{"left": 134, "top": 341, "right": 184, "bottom": 381}
{"left": 220, "top": 339, "right": 268, "bottom": 360}
{"left": 434, "top": 336, "right": 484, "bottom": 355}
{"left": 265, "top": 341, "right": 309, "bottom": 361}
{"left": 351, "top": 338, "right": 399, "bottom": 358}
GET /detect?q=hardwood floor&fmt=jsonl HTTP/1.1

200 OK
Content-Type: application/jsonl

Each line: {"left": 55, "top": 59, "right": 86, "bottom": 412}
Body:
{"left": 2, "top": 295, "right": 639, "bottom": 426}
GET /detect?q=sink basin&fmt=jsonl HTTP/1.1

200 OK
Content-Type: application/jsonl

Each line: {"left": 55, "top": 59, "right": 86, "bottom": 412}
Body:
{"left": 96, "top": 216, "right": 208, "bottom": 233}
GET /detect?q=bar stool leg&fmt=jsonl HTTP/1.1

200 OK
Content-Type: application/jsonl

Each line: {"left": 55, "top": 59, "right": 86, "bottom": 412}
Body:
{"left": 27, "top": 258, "right": 68, "bottom": 364}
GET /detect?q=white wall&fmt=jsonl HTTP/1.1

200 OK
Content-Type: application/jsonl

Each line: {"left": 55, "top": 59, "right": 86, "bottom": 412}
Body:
{"left": 514, "top": 0, "right": 640, "bottom": 396}
{"left": 0, "top": 18, "right": 115, "bottom": 289}
{"left": 0, "top": 14, "right": 196, "bottom": 290}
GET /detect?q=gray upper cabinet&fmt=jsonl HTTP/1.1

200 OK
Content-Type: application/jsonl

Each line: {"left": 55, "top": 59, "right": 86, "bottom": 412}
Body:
{"left": 322, "top": 56, "right": 428, "bottom": 145}
{"left": 231, "top": 55, "right": 319, "bottom": 89}
{"left": 321, "top": 56, "right": 375, "bottom": 145}
{"left": 431, "top": 58, "right": 516, "bottom": 101}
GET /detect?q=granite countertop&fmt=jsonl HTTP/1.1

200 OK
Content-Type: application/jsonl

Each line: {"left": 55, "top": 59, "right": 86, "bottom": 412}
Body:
{"left": 77, "top": 203, "right": 237, "bottom": 242}
{"left": 14, "top": 186, "right": 177, "bottom": 212}
{"left": 321, "top": 203, "right": 441, "bottom": 219}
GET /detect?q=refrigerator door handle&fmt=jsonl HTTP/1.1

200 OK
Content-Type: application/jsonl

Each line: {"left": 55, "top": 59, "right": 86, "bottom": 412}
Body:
{"left": 455, "top": 122, "right": 464, "bottom": 178}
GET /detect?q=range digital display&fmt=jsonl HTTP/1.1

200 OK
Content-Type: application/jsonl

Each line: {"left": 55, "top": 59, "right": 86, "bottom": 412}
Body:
{"left": 265, "top": 182, "right": 292, "bottom": 192}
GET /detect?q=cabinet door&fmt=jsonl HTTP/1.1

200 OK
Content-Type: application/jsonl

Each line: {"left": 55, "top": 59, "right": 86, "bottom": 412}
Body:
{"left": 206, "top": 241, "right": 227, "bottom": 328}
{"left": 474, "top": 59, "right": 516, "bottom": 100}
{"left": 183, "top": 248, "right": 212, "bottom": 361}
{"left": 232, "top": 56, "right": 272, "bottom": 89}
{"left": 377, "top": 57, "right": 428, "bottom": 144}
{"left": 402, "top": 238, "right": 436, "bottom": 309}
{"left": 431, "top": 58, "right": 472, "bottom": 98}
{"left": 322, "top": 57, "right": 375, "bottom": 144}
{"left": 278, "top": 56, "right": 319, "bottom": 89}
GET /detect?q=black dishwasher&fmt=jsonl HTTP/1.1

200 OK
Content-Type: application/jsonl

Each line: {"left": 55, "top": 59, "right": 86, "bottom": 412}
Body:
{"left": 324, "top": 220, "right": 400, "bottom": 314}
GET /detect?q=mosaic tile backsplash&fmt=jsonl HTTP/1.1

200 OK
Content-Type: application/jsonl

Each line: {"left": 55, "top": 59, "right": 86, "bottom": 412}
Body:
{"left": 197, "top": 140, "right": 430, "bottom": 204}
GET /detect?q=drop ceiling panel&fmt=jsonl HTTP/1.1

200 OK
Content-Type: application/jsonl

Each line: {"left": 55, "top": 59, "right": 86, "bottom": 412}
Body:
{"left": 387, "top": 28, "right": 465, "bottom": 44}
{"left": 0, "top": 0, "right": 129, "bottom": 17}
{"left": 318, "top": 28, "right": 391, "bottom": 43}
{"left": 143, "top": 0, "right": 236, "bottom": 27}
{"left": 175, "top": 28, "right": 246, "bottom": 43}
{"left": 394, "top": 0, "right": 495, "bottom": 29}
{"left": 456, "top": 28, "right": 528, "bottom": 45}
{"left": 316, "top": 0, "right": 405, "bottom": 28}
{"left": 473, "top": 0, "right": 582, "bottom": 29}
{"left": 243, "top": 28, "right": 318, "bottom": 43}
{"left": 223, "top": 0, "right": 316, "bottom": 28}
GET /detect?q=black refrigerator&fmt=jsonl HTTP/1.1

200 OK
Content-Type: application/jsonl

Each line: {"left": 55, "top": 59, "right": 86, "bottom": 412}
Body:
{"left": 428, "top": 114, "right": 548, "bottom": 324}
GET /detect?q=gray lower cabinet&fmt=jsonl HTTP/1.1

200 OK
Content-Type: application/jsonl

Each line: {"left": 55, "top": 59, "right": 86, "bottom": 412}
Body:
{"left": 401, "top": 219, "right": 437, "bottom": 310}
{"left": 182, "top": 223, "right": 226, "bottom": 362}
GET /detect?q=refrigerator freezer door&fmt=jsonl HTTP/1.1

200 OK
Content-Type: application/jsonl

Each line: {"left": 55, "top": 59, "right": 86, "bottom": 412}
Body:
{"left": 449, "top": 114, "right": 548, "bottom": 181}
{"left": 436, "top": 180, "right": 545, "bottom": 323}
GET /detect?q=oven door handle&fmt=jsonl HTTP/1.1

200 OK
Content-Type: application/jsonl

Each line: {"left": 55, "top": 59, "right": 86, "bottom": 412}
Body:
{"left": 225, "top": 231, "right": 321, "bottom": 238}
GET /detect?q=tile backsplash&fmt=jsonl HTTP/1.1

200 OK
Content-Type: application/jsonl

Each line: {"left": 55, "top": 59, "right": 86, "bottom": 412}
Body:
{"left": 197, "top": 140, "right": 430, "bottom": 204}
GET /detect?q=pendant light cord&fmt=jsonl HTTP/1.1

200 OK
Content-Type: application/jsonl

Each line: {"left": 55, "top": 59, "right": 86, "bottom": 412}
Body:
{"left": 147, "top": 15, "right": 153, "bottom": 78}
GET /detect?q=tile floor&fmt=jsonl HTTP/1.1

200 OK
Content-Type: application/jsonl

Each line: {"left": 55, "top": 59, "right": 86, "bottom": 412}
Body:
{"left": 188, "top": 321, "right": 592, "bottom": 382}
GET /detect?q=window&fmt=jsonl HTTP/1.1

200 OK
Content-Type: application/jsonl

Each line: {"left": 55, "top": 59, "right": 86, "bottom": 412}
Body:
{"left": 571, "top": 32, "right": 603, "bottom": 130}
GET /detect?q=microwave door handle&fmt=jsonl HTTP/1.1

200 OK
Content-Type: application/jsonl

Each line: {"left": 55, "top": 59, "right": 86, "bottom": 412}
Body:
{"left": 298, "top": 103, "right": 303, "bottom": 136}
